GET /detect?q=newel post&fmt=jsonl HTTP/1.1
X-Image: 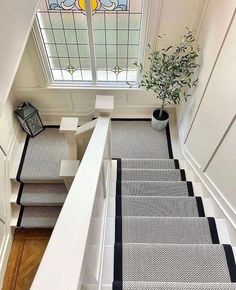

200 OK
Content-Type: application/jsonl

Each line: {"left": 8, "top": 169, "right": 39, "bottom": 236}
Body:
{"left": 95, "top": 95, "right": 114, "bottom": 159}
{"left": 95, "top": 95, "right": 114, "bottom": 198}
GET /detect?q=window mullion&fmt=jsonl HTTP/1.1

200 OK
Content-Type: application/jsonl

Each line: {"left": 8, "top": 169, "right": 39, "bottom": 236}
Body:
{"left": 85, "top": 0, "right": 97, "bottom": 84}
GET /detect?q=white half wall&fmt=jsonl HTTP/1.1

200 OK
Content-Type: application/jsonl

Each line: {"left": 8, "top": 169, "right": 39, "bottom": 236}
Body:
{"left": 177, "top": 1, "right": 236, "bottom": 228}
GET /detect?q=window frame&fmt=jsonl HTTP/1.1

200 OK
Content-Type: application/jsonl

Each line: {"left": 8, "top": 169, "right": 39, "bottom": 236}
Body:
{"left": 33, "top": 0, "right": 151, "bottom": 88}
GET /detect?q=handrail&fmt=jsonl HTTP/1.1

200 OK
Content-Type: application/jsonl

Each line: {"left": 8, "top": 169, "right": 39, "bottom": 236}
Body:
{"left": 31, "top": 116, "right": 112, "bottom": 290}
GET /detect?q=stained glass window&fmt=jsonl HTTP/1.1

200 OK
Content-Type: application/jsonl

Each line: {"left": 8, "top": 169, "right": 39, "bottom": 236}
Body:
{"left": 36, "top": 0, "right": 143, "bottom": 84}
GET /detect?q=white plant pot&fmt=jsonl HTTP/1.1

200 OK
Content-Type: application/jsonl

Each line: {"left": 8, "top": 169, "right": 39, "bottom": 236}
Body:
{"left": 151, "top": 109, "right": 169, "bottom": 131}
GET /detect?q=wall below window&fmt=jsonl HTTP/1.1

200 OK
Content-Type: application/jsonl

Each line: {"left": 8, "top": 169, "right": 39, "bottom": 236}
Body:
{"left": 177, "top": 0, "right": 236, "bottom": 228}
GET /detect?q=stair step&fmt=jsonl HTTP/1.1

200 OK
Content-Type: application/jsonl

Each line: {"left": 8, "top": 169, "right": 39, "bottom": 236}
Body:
{"left": 120, "top": 159, "right": 179, "bottom": 169}
{"left": 19, "top": 183, "right": 67, "bottom": 206}
{"left": 114, "top": 244, "right": 235, "bottom": 283}
{"left": 118, "top": 169, "right": 186, "bottom": 182}
{"left": 115, "top": 217, "right": 219, "bottom": 244}
{"left": 113, "top": 281, "right": 236, "bottom": 290}
{"left": 18, "top": 128, "right": 68, "bottom": 183}
{"left": 117, "top": 196, "right": 205, "bottom": 217}
{"left": 118, "top": 181, "right": 193, "bottom": 197}
{"left": 19, "top": 206, "right": 61, "bottom": 228}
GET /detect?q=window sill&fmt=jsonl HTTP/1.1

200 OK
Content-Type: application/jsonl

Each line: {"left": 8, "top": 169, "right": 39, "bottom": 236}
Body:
{"left": 46, "top": 82, "right": 143, "bottom": 91}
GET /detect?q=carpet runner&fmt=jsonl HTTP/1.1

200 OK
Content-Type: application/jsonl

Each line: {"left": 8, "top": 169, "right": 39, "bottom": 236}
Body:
{"left": 113, "top": 282, "right": 236, "bottom": 290}
{"left": 16, "top": 127, "right": 68, "bottom": 228}
{"left": 113, "top": 158, "right": 236, "bottom": 289}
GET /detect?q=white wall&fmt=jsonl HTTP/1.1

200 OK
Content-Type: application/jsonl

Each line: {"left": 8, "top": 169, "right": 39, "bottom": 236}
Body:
{"left": 177, "top": 1, "right": 236, "bottom": 228}
{"left": 0, "top": 0, "right": 39, "bottom": 115}
{"left": 0, "top": 91, "right": 23, "bottom": 287}
{"left": 13, "top": 0, "right": 206, "bottom": 124}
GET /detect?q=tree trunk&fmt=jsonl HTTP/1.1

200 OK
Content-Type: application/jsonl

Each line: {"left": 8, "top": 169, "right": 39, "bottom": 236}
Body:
{"left": 158, "top": 100, "right": 165, "bottom": 119}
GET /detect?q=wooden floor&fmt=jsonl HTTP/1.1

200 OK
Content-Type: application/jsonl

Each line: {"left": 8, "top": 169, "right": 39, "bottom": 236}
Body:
{"left": 3, "top": 229, "right": 52, "bottom": 290}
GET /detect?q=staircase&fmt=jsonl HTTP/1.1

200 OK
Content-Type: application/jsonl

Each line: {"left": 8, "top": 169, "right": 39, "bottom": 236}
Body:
{"left": 16, "top": 127, "right": 68, "bottom": 228}
{"left": 112, "top": 158, "right": 236, "bottom": 289}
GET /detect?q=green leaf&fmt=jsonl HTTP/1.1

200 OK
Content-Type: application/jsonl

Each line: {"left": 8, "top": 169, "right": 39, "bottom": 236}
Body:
{"left": 134, "top": 27, "right": 199, "bottom": 108}
{"left": 166, "top": 46, "right": 173, "bottom": 51}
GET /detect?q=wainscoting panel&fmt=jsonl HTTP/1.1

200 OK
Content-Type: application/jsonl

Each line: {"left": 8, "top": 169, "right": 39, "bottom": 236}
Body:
{"left": 178, "top": 0, "right": 236, "bottom": 142}
{"left": 14, "top": 89, "right": 71, "bottom": 114}
{"left": 185, "top": 12, "right": 236, "bottom": 170}
{"left": 0, "top": 150, "right": 11, "bottom": 287}
{"left": 205, "top": 117, "right": 236, "bottom": 212}
{"left": 0, "top": 92, "right": 19, "bottom": 155}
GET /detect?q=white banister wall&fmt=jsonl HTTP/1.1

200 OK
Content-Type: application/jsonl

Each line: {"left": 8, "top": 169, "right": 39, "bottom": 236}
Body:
{"left": 60, "top": 117, "right": 79, "bottom": 160}
{"left": 75, "top": 119, "right": 97, "bottom": 161}
{"left": 31, "top": 116, "right": 112, "bottom": 290}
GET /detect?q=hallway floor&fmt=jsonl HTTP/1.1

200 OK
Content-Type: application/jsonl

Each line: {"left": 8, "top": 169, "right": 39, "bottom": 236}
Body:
{"left": 3, "top": 229, "right": 52, "bottom": 290}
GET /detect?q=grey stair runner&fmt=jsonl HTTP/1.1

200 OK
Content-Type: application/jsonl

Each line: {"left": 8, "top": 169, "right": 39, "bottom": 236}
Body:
{"left": 113, "top": 282, "right": 236, "bottom": 290}
{"left": 17, "top": 127, "right": 68, "bottom": 228}
{"left": 111, "top": 121, "right": 169, "bottom": 159}
{"left": 117, "top": 196, "right": 205, "bottom": 217}
{"left": 121, "top": 159, "right": 179, "bottom": 169}
{"left": 118, "top": 181, "right": 193, "bottom": 197}
{"left": 19, "top": 183, "right": 67, "bottom": 206}
{"left": 115, "top": 217, "right": 219, "bottom": 244}
{"left": 113, "top": 157, "right": 236, "bottom": 290}
{"left": 119, "top": 168, "right": 185, "bottom": 182}
{"left": 20, "top": 206, "right": 61, "bottom": 228}
{"left": 19, "top": 128, "right": 68, "bottom": 183}
{"left": 114, "top": 244, "right": 233, "bottom": 283}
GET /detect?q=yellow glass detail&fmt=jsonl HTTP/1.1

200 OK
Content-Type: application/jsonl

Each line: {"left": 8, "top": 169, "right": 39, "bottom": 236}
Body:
{"left": 75, "top": 0, "right": 101, "bottom": 12}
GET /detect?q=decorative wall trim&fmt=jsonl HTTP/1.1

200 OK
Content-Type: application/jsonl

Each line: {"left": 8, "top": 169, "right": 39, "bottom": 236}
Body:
{"left": 0, "top": 146, "right": 7, "bottom": 157}
{"left": 183, "top": 144, "right": 236, "bottom": 229}
{"left": 191, "top": 0, "right": 209, "bottom": 41}
{"left": 183, "top": 8, "right": 236, "bottom": 144}
{"left": 203, "top": 115, "right": 236, "bottom": 172}
{"left": 176, "top": 109, "right": 236, "bottom": 230}
{"left": 7, "top": 123, "right": 22, "bottom": 163}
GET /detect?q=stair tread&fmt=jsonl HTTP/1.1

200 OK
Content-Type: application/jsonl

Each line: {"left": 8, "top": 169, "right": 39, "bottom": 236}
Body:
{"left": 121, "top": 159, "right": 179, "bottom": 169}
{"left": 20, "top": 183, "right": 67, "bottom": 206}
{"left": 115, "top": 217, "right": 218, "bottom": 244}
{"left": 19, "top": 128, "right": 68, "bottom": 183}
{"left": 119, "top": 168, "right": 185, "bottom": 181}
{"left": 119, "top": 181, "right": 192, "bottom": 197}
{"left": 112, "top": 159, "right": 235, "bottom": 287}
{"left": 114, "top": 243, "right": 234, "bottom": 283}
{"left": 19, "top": 206, "right": 61, "bottom": 228}
{"left": 117, "top": 196, "right": 204, "bottom": 217}
{"left": 113, "top": 281, "right": 236, "bottom": 290}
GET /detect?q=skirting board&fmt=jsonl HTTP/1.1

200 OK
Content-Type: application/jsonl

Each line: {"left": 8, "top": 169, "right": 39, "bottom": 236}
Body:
{"left": 175, "top": 108, "right": 236, "bottom": 244}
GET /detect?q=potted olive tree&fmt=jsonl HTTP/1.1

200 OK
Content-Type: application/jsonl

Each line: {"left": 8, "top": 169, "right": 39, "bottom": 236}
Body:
{"left": 134, "top": 29, "right": 200, "bottom": 130}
